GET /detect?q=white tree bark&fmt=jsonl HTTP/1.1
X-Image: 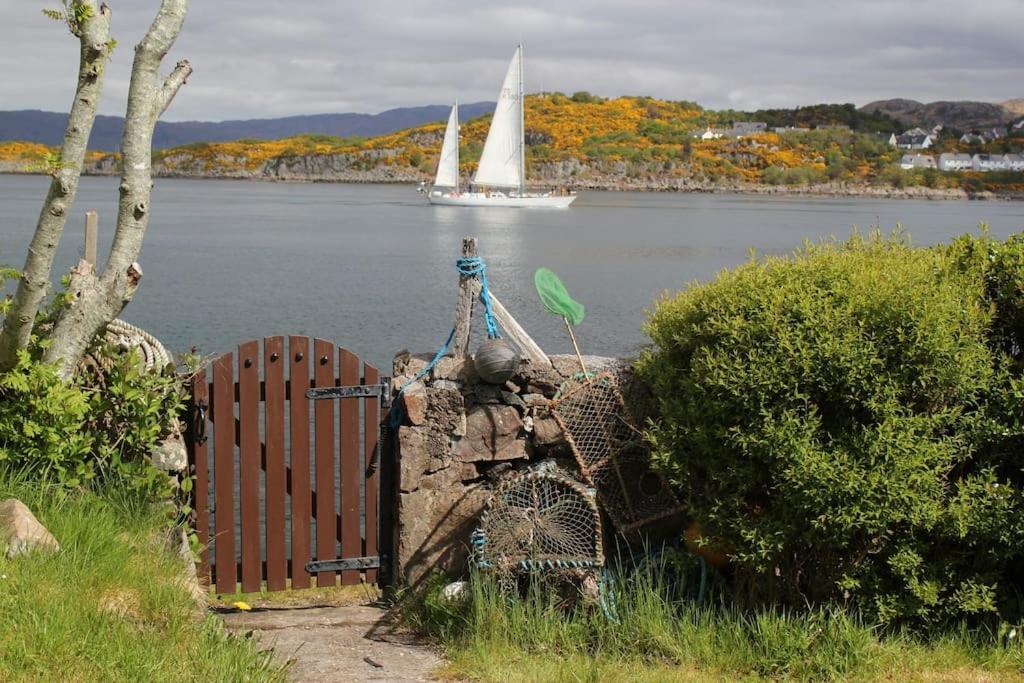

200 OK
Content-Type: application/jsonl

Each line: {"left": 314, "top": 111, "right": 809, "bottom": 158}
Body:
{"left": 43, "top": 0, "right": 190, "bottom": 378}
{"left": 0, "top": 1, "right": 112, "bottom": 371}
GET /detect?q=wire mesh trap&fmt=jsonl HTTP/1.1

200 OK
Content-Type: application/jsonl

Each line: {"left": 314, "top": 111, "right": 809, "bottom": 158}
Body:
{"left": 472, "top": 462, "right": 604, "bottom": 574}
{"left": 550, "top": 372, "right": 682, "bottom": 533}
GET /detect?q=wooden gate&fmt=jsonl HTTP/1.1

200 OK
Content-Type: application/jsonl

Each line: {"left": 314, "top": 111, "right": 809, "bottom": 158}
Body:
{"left": 184, "top": 336, "right": 394, "bottom": 594}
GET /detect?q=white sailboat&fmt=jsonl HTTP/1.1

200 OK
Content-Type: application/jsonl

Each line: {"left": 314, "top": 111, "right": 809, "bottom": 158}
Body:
{"left": 426, "top": 46, "right": 576, "bottom": 208}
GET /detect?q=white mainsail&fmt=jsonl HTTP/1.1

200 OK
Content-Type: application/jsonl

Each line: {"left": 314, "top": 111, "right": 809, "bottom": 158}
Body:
{"left": 433, "top": 102, "right": 460, "bottom": 189}
{"left": 473, "top": 46, "right": 524, "bottom": 190}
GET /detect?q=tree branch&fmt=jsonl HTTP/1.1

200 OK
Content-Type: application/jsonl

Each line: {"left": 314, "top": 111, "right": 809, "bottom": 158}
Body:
{"left": 0, "top": 0, "right": 112, "bottom": 372}
{"left": 156, "top": 59, "right": 192, "bottom": 117}
{"left": 43, "top": 0, "right": 189, "bottom": 378}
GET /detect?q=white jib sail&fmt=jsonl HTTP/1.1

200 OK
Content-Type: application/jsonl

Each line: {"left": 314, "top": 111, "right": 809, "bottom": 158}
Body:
{"left": 434, "top": 102, "right": 460, "bottom": 189}
{"left": 473, "top": 46, "right": 523, "bottom": 189}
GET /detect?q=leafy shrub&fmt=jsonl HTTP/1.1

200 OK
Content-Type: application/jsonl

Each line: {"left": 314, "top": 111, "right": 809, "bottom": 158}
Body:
{"left": 0, "top": 347, "right": 184, "bottom": 496}
{"left": 639, "top": 233, "right": 1024, "bottom": 623}
{"left": 0, "top": 351, "right": 94, "bottom": 486}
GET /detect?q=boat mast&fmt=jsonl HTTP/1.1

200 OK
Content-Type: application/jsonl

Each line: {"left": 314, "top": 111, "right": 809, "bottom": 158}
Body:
{"left": 518, "top": 43, "right": 525, "bottom": 197}
{"left": 454, "top": 99, "right": 460, "bottom": 194}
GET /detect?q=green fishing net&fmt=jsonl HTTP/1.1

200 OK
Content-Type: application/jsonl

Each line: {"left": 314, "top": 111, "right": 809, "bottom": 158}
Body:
{"left": 534, "top": 268, "right": 585, "bottom": 325}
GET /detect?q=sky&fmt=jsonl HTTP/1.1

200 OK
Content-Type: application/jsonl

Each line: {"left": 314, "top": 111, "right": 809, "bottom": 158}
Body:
{"left": 1, "top": 0, "right": 1021, "bottom": 122}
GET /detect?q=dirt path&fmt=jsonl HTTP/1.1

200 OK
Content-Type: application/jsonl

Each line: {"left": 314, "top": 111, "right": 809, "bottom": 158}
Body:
{"left": 220, "top": 604, "right": 445, "bottom": 682}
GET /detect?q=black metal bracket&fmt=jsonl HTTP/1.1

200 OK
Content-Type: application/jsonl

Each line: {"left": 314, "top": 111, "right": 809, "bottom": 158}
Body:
{"left": 306, "top": 381, "right": 392, "bottom": 408}
{"left": 306, "top": 556, "right": 380, "bottom": 573}
{"left": 194, "top": 398, "right": 208, "bottom": 445}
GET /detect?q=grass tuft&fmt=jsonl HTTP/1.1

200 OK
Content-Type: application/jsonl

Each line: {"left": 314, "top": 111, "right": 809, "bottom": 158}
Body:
{"left": 0, "top": 471, "right": 285, "bottom": 682}
{"left": 401, "top": 559, "right": 1024, "bottom": 682}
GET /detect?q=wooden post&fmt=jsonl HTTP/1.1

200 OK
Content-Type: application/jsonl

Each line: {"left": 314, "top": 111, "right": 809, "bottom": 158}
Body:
{"left": 489, "top": 292, "right": 553, "bottom": 370}
{"left": 83, "top": 210, "right": 98, "bottom": 268}
{"left": 452, "top": 237, "right": 481, "bottom": 358}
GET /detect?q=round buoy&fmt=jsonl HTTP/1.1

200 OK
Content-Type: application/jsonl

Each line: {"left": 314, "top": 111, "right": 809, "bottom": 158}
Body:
{"left": 683, "top": 521, "right": 732, "bottom": 569}
{"left": 474, "top": 338, "right": 519, "bottom": 384}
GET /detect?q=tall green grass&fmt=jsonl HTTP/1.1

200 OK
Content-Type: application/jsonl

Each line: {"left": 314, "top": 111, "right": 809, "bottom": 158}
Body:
{"left": 0, "top": 470, "right": 284, "bottom": 682}
{"left": 402, "top": 559, "right": 1024, "bottom": 682}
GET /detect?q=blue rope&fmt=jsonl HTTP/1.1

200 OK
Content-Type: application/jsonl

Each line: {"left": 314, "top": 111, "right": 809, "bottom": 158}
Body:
{"left": 456, "top": 256, "right": 500, "bottom": 340}
{"left": 388, "top": 255, "right": 500, "bottom": 429}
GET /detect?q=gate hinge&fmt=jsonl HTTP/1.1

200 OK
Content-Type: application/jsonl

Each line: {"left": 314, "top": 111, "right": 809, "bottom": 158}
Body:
{"left": 307, "top": 384, "right": 387, "bottom": 401}
{"left": 306, "top": 556, "right": 380, "bottom": 573}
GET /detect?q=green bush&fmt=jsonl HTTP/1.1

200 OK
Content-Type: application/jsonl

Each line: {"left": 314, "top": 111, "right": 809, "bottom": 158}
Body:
{"left": 0, "top": 348, "right": 184, "bottom": 496}
{"left": 639, "top": 233, "right": 1024, "bottom": 623}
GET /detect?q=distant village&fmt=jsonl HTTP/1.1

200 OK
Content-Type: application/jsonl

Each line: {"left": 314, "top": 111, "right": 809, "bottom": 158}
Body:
{"left": 695, "top": 119, "right": 1024, "bottom": 174}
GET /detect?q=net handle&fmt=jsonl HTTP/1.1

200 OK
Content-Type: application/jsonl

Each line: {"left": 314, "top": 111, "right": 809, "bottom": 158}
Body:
{"left": 563, "top": 316, "right": 588, "bottom": 375}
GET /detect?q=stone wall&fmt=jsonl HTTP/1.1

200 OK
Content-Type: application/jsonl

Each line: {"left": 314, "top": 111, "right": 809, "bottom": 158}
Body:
{"left": 390, "top": 350, "right": 635, "bottom": 588}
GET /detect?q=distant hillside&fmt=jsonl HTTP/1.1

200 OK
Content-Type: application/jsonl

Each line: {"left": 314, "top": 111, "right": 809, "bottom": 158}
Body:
{"left": 859, "top": 98, "right": 1023, "bottom": 131}
{"left": 0, "top": 102, "right": 495, "bottom": 151}
{"left": 4, "top": 93, "right": 1021, "bottom": 197}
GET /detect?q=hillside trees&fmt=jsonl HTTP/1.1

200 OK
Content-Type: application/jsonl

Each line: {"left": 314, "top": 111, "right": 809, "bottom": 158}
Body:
{"left": 0, "top": 0, "right": 191, "bottom": 377}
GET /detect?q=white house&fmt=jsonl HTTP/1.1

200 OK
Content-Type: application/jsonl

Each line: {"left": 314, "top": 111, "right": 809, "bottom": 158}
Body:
{"left": 972, "top": 154, "right": 1009, "bottom": 172}
{"left": 901, "top": 154, "right": 936, "bottom": 170}
{"left": 980, "top": 127, "right": 1007, "bottom": 142}
{"left": 960, "top": 133, "right": 983, "bottom": 145}
{"left": 694, "top": 128, "right": 726, "bottom": 140}
{"left": 938, "top": 153, "right": 973, "bottom": 171}
{"left": 896, "top": 132, "right": 933, "bottom": 149}
{"left": 1005, "top": 154, "right": 1024, "bottom": 172}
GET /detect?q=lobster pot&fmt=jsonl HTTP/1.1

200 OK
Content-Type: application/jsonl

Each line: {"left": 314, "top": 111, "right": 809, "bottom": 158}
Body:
{"left": 550, "top": 372, "right": 683, "bottom": 533}
{"left": 474, "top": 338, "right": 519, "bottom": 384}
{"left": 473, "top": 463, "right": 603, "bottom": 572}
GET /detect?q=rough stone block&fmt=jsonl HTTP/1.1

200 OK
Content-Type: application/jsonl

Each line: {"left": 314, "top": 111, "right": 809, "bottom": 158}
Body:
{"left": 393, "top": 350, "right": 433, "bottom": 378}
{"left": 396, "top": 483, "right": 490, "bottom": 588}
{"left": 425, "top": 386, "right": 464, "bottom": 434}
{"left": 431, "top": 356, "right": 478, "bottom": 384}
{"left": 150, "top": 433, "right": 188, "bottom": 472}
{"left": 500, "top": 391, "right": 526, "bottom": 410}
{"left": 453, "top": 405, "right": 527, "bottom": 462}
{"left": 398, "top": 426, "right": 430, "bottom": 493}
{"left": 550, "top": 354, "right": 630, "bottom": 380}
{"left": 0, "top": 499, "right": 59, "bottom": 558}
{"left": 532, "top": 415, "right": 566, "bottom": 446}
{"left": 402, "top": 382, "right": 428, "bottom": 426}
{"left": 513, "top": 359, "right": 562, "bottom": 396}
{"left": 522, "top": 393, "right": 550, "bottom": 408}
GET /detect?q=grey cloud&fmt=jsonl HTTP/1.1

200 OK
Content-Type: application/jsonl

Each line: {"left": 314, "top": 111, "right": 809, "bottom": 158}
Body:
{"left": 0, "top": 0, "right": 1020, "bottom": 121}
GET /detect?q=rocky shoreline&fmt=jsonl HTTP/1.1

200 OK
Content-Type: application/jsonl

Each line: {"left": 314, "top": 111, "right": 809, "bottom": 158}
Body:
{"left": 1, "top": 161, "right": 1019, "bottom": 201}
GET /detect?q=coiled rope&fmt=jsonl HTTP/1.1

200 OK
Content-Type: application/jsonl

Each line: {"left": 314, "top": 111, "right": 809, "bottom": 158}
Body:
{"left": 81, "top": 318, "right": 172, "bottom": 373}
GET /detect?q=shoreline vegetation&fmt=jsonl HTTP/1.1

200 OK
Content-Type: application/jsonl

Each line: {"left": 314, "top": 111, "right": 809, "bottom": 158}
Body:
{"left": 2, "top": 167, "right": 1017, "bottom": 201}
{"left": 2, "top": 94, "right": 1022, "bottom": 200}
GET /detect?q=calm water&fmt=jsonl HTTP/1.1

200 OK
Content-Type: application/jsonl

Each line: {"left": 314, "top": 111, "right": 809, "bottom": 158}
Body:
{"left": 2, "top": 175, "right": 1023, "bottom": 371}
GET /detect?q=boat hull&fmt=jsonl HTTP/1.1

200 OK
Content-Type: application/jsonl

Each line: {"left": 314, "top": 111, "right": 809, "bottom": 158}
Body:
{"left": 427, "top": 191, "right": 576, "bottom": 208}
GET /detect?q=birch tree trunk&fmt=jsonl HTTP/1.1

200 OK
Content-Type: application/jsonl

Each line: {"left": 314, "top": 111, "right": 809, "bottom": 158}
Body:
{"left": 0, "top": 1, "right": 112, "bottom": 371}
{"left": 43, "top": 0, "right": 190, "bottom": 378}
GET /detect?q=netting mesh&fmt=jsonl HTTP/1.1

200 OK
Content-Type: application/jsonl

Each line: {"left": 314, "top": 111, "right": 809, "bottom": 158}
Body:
{"left": 550, "top": 372, "right": 682, "bottom": 533}
{"left": 473, "top": 463, "right": 603, "bottom": 572}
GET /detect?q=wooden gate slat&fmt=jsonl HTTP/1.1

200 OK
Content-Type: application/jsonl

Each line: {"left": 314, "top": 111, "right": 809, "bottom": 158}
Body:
{"left": 313, "top": 339, "right": 337, "bottom": 587}
{"left": 190, "top": 369, "right": 211, "bottom": 585}
{"left": 264, "top": 336, "right": 287, "bottom": 591}
{"left": 289, "top": 336, "right": 312, "bottom": 589}
{"left": 212, "top": 352, "right": 236, "bottom": 594}
{"left": 363, "top": 363, "right": 380, "bottom": 584}
{"left": 238, "top": 340, "right": 261, "bottom": 593}
{"left": 339, "top": 348, "right": 361, "bottom": 585}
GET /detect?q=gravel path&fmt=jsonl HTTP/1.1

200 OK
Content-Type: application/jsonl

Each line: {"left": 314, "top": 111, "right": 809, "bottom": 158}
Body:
{"left": 220, "top": 604, "right": 445, "bottom": 682}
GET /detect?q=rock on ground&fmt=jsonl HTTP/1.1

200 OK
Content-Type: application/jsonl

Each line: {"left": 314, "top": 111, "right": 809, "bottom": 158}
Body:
{"left": 220, "top": 604, "right": 445, "bottom": 682}
{"left": 0, "top": 499, "right": 59, "bottom": 558}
